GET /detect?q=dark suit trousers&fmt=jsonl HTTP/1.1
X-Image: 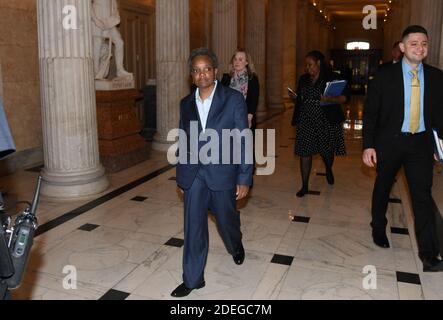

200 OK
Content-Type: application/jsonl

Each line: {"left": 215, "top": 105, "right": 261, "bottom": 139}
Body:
{"left": 183, "top": 169, "right": 242, "bottom": 288}
{"left": 372, "top": 133, "right": 440, "bottom": 259}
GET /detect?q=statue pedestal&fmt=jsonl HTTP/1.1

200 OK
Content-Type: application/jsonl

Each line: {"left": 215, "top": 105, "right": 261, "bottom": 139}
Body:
{"left": 96, "top": 89, "right": 149, "bottom": 173}
{"left": 95, "top": 75, "right": 135, "bottom": 91}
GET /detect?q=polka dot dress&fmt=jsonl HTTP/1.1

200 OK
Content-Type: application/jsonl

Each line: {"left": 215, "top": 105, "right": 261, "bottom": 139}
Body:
{"left": 294, "top": 78, "right": 346, "bottom": 157}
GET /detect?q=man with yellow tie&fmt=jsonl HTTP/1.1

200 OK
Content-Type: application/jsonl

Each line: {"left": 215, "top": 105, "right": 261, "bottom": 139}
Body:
{"left": 363, "top": 25, "right": 443, "bottom": 272}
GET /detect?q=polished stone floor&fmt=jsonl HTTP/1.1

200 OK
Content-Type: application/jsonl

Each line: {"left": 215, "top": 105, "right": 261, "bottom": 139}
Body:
{"left": 2, "top": 97, "right": 443, "bottom": 300}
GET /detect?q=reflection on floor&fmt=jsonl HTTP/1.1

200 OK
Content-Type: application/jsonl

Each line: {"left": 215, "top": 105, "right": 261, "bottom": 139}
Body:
{"left": 2, "top": 96, "right": 443, "bottom": 300}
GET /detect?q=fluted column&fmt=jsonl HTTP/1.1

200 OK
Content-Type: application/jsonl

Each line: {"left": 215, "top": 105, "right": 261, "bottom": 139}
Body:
{"left": 153, "top": 0, "right": 190, "bottom": 151}
{"left": 312, "top": 14, "right": 321, "bottom": 51}
{"left": 212, "top": 0, "right": 237, "bottom": 74}
{"left": 266, "top": 0, "right": 284, "bottom": 108}
{"left": 306, "top": 9, "right": 315, "bottom": 50}
{"left": 296, "top": 0, "right": 309, "bottom": 82}
{"left": 410, "top": 0, "right": 443, "bottom": 67}
{"left": 37, "top": 0, "right": 108, "bottom": 199}
{"left": 282, "top": 0, "right": 297, "bottom": 101}
{"left": 245, "top": 0, "right": 266, "bottom": 112}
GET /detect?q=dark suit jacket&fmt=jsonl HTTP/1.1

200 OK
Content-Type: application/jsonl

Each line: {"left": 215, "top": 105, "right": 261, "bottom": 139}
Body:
{"left": 363, "top": 61, "right": 443, "bottom": 152}
{"left": 377, "top": 60, "right": 401, "bottom": 70}
{"left": 176, "top": 82, "right": 253, "bottom": 191}
{"left": 221, "top": 73, "right": 260, "bottom": 117}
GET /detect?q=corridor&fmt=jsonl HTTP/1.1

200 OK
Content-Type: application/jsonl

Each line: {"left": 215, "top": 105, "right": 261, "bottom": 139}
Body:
{"left": 2, "top": 97, "right": 443, "bottom": 300}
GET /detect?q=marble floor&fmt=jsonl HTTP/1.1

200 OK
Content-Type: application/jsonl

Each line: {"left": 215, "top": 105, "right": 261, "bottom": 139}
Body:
{"left": 2, "top": 98, "right": 443, "bottom": 300}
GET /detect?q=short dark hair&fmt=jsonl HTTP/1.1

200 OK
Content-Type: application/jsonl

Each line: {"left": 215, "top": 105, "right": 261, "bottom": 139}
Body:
{"left": 187, "top": 48, "right": 218, "bottom": 72}
{"left": 402, "top": 25, "right": 428, "bottom": 40}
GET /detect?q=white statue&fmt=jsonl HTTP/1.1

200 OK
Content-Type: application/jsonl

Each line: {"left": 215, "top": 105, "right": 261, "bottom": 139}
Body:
{"left": 91, "top": 0, "right": 132, "bottom": 80}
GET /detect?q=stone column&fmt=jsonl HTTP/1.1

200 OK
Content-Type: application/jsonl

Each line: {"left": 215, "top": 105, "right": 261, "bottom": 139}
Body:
{"left": 312, "top": 13, "right": 321, "bottom": 51}
{"left": 282, "top": 0, "right": 297, "bottom": 102}
{"left": 152, "top": 0, "right": 190, "bottom": 151}
{"left": 266, "top": 0, "right": 284, "bottom": 108}
{"left": 322, "top": 24, "right": 330, "bottom": 58}
{"left": 238, "top": 0, "right": 246, "bottom": 49}
{"left": 212, "top": 0, "right": 237, "bottom": 75}
{"left": 245, "top": 0, "right": 266, "bottom": 112}
{"left": 306, "top": 9, "right": 315, "bottom": 50}
{"left": 296, "top": 0, "right": 309, "bottom": 82}
{"left": 410, "top": 0, "right": 443, "bottom": 67}
{"left": 37, "top": 0, "right": 108, "bottom": 199}
{"left": 204, "top": 0, "right": 212, "bottom": 48}
{"left": 383, "top": 19, "right": 394, "bottom": 61}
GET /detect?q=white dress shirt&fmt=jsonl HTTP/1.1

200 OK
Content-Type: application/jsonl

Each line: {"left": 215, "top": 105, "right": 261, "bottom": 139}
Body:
{"left": 195, "top": 81, "right": 218, "bottom": 132}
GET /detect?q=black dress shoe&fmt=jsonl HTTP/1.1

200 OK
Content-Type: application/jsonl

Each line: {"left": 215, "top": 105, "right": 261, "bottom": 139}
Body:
{"left": 233, "top": 243, "right": 245, "bottom": 265}
{"left": 423, "top": 257, "right": 443, "bottom": 272}
{"left": 170, "top": 281, "right": 205, "bottom": 298}
{"left": 296, "top": 187, "right": 308, "bottom": 198}
{"left": 372, "top": 229, "right": 390, "bottom": 248}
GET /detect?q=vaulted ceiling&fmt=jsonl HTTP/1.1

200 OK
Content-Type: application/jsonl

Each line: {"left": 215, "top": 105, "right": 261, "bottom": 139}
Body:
{"left": 309, "top": 0, "right": 394, "bottom": 21}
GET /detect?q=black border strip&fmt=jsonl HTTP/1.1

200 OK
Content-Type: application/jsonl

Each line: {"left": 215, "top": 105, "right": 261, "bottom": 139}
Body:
{"left": 396, "top": 271, "right": 421, "bottom": 285}
{"left": 35, "top": 164, "right": 174, "bottom": 237}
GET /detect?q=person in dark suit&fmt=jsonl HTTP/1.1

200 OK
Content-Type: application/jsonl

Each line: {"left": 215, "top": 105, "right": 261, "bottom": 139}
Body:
{"left": 221, "top": 49, "right": 259, "bottom": 131}
{"left": 171, "top": 48, "right": 253, "bottom": 297}
{"left": 363, "top": 25, "right": 443, "bottom": 272}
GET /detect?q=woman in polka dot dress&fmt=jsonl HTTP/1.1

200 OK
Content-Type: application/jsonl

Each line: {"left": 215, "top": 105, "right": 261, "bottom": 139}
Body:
{"left": 290, "top": 51, "right": 348, "bottom": 197}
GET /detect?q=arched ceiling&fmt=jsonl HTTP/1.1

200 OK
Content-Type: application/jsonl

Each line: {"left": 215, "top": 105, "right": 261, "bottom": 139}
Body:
{"left": 309, "top": 0, "right": 394, "bottom": 21}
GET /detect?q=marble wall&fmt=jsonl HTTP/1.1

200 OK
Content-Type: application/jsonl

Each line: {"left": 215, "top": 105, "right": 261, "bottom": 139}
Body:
{"left": 0, "top": 0, "right": 41, "bottom": 153}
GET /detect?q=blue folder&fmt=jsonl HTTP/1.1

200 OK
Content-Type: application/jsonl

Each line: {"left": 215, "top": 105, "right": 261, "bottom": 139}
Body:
{"left": 320, "top": 80, "right": 347, "bottom": 106}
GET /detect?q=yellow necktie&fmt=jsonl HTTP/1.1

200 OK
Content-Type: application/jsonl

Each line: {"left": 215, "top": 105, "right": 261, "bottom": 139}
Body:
{"left": 409, "top": 70, "right": 420, "bottom": 133}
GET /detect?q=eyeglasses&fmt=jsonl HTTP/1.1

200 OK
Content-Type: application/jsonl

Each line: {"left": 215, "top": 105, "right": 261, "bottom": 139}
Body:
{"left": 191, "top": 66, "right": 214, "bottom": 74}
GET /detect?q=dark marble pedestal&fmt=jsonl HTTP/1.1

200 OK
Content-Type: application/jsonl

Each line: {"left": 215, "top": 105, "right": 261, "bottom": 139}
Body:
{"left": 96, "top": 89, "right": 149, "bottom": 173}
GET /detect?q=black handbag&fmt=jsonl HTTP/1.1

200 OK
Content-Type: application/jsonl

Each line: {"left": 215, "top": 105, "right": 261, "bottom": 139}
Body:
{"left": 321, "top": 103, "right": 346, "bottom": 125}
{"left": 291, "top": 104, "right": 300, "bottom": 126}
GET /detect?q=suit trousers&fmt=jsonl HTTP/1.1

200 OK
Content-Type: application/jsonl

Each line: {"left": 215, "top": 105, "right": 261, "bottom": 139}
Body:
{"left": 371, "top": 133, "right": 440, "bottom": 259}
{"left": 182, "top": 169, "right": 242, "bottom": 288}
